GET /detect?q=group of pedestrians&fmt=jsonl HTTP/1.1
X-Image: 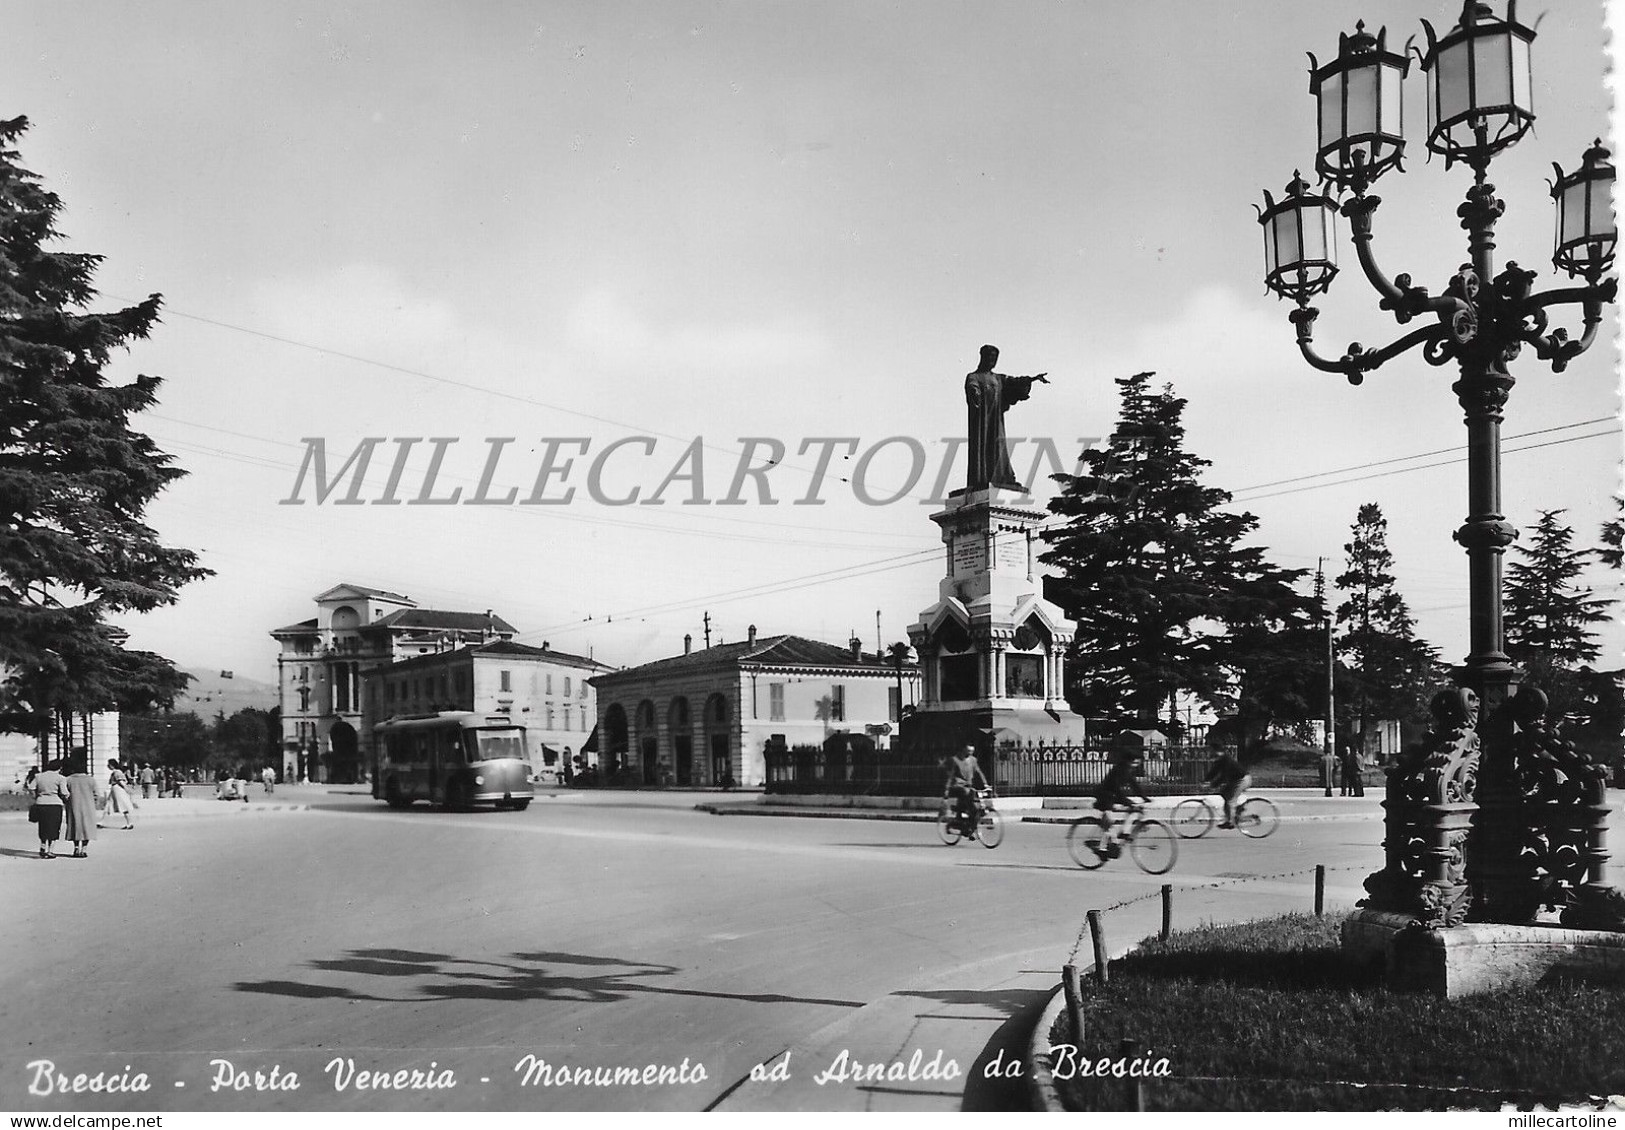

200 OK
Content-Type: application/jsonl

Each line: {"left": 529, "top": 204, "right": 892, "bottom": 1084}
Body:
{"left": 25, "top": 749, "right": 106, "bottom": 859}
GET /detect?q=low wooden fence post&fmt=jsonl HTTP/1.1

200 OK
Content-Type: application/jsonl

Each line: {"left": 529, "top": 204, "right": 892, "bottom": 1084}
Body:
{"left": 1315, "top": 864, "right": 1326, "bottom": 917}
{"left": 1087, "top": 909, "right": 1109, "bottom": 984}
{"left": 1160, "top": 884, "right": 1173, "bottom": 940}
{"left": 1119, "top": 1038, "right": 1146, "bottom": 1111}
{"left": 1061, "top": 963, "right": 1086, "bottom": 1045}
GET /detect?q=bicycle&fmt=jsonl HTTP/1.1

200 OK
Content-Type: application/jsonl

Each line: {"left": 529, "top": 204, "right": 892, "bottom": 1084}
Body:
{"left": 1065, "top": 802, "right": 1176, "bottom": 874}
{"left": 937, "top": 789, "right": 1004, "bottom": 849}
{"left": 1169, "top": 794, "right": 1280, "bottom": 839}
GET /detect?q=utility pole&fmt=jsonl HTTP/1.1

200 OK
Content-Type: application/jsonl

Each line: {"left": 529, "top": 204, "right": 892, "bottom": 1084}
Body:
{"left": 703, "top": 611, "right": 711, "bottom": 650}
{"left": 1318, "top": 557, "right": 1335, "bottom": 798}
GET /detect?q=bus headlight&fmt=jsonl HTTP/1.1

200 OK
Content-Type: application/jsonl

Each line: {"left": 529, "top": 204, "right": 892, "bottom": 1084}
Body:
{"left": 474, "top": 775, "right": 485, "bottom": 786}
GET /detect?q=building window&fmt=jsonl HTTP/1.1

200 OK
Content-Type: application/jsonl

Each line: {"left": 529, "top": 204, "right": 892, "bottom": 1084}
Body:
{"left": 386, "top": 682, "right": 396, "bottom": 703}
{"left": 563, "top": 676, "right": 571, "bottom": 697}
{"left": 546, "top": 673, "right": 553, "bottom": 694}
{"left": 769, "top": 683, "right": 784, "bottom": 722}
{"left": 500, "top": 670, "right": 512, "bottom": 692}
{"left": 580, "top": 707, "right": 588, "bottom": 731}
{"left": 545, "top": 705, "right": 554, "bottom": 729}
{"left": 563, "top": 709, "right": 571, "bottom": 731}
{"left": 831, "top": 684, "right": 846, "bottom": 722}
{"left": 580, "top": 681, "right": 589, "bottom": 700}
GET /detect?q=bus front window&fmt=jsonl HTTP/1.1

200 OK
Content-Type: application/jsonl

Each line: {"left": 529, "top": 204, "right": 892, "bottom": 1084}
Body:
{"left": 474, "top": 730, "right": 526, "bottom": 762}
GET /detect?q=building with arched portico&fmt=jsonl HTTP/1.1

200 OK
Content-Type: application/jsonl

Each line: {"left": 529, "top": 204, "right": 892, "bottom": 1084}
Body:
{"left": 590, "top": 628, "right": 919, "bottom": 787}
{"left": 270, "top": 583, "right": 517, "bottom": 783}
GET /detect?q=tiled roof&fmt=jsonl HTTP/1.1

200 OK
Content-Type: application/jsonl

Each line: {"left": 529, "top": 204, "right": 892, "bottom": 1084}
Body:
{"left": 374, "top": 639, "right": 609, "bottom": 676}
{"left": 368, "top": 609, "right": 519, "bottom": 634}
{"left": 594, "top": 634, "right": 911, "bottom": 682}
{"left": 270, "top": 618, "right": 319, "bottom": 635}
{"left": 317, "top": 583, "right": 415, "bottom": 603}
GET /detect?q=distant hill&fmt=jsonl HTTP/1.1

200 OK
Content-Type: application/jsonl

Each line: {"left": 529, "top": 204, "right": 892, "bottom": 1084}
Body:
{"left": 173, "top": 669, "right": 278, "bottom": 720}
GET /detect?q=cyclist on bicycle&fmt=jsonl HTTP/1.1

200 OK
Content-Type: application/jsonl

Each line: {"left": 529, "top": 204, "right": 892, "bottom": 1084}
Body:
{"left": 1204, "top": 749, "right": 1250, "bottom": 828}
{"left": 1093, "top": 746, "right": 1149, "bottom": 847}
{"left": 943, "top": 744, "right": 989, "bottom": 839}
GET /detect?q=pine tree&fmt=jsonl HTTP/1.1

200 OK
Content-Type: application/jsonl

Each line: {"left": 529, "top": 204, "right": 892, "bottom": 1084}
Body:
{"left": 1504, "top": 510, "right": 1611, "bottom": 717}
{"left": 1597, "top": 494, "right": 1623, "bottom": 574}
{"left": 1334, "top": 503, "right": 1439, "bottom": 745}
{"left": 1042, "top": 371, "right": 1315, "bottom": 736}
{"left": 0, "top": 115, "right": 208, "bottom": 750}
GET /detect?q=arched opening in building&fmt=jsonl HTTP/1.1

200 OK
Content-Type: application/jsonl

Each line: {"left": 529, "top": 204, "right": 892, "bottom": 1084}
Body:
{"left": 328, "top": 719, "right": 360, "bottom": 784}
{"left": 636, "top": 699, "right": 658, "bottom": 785}
{"left": 668, "top": 697, "right": 693, "bottom": 786}
{"left": 703, "top": 693, "right": 731, "bottom": 787}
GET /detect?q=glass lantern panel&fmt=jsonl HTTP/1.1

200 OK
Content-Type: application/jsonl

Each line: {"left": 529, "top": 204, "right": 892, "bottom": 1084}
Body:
{"left": 1587, "top": 178, "right": 1615, "bottom": 238}
{"left": 1435, "top": 39, "right": 1469, "bottom": 129}
{"left": 1472, "top": 31, "right": 1514, "bottom": 109}
{"left": 1273, "top": 211, "right": 1304, "bottom": 268}
{"left": 1559, "top": 185, "right": 1585, "bottom": 247}
{"left": 1263, "top": 220, "right": 1278, "bottom": 272}
{"left": 1345, "top": 65, "right": 1378, "bottom": 136}
{"left": 1511, "top": 36, "right": 1532, "bottom": 114}
{"left": 1302, "top": 205, "right": 1332, "bottom": 261}
{"left": 1318, "top": 71, "right": 1343, "bottom": 148}
{"left": 1380, "top": 62, "right": 1403, "bottom": 135}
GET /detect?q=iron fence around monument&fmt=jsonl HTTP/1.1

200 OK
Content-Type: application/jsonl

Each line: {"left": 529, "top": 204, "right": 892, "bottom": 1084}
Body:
{"left": 763, "top": 740, "right": 1216, "bottom": 797}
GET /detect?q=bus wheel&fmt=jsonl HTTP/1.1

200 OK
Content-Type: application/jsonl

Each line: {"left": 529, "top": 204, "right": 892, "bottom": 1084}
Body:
{"left": 444, "top": 780, "right": 471, "bottom": 812}
{"left": 384, "top": 778, "right": 411, "bottom": 809}
{"left": 510, "top": 799, "right": 531, "bottom": 811}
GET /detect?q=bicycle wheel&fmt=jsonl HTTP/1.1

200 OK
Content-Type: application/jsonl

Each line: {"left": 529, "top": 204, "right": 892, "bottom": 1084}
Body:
{"left": 1066, "top": 815, "right": 1111, "bottom": 869}
{"left": 1129, "top": 819, "right": 1178, "bottom": 875}
{"left": 977, "top": 808, "right": 1004, "bottom": 849}
{"left": 1236, "top": 797, "right": 1280, "bottom": 839}
{"left": 936, "top": 808, "right": 963, "bottom": 845}
{"left": 1170, "top": 798, "right": 1214, "bottom": 839}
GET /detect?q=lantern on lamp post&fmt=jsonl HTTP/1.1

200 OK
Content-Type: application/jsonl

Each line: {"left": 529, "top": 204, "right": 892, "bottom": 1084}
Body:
{"left": 1255, "top": 1, "right": 1622, "bottom": 935}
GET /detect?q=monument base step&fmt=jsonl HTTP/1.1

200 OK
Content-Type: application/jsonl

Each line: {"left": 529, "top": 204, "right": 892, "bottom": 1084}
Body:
{"left": 1342, "top": 907, "right": 1625, "bottom": 997}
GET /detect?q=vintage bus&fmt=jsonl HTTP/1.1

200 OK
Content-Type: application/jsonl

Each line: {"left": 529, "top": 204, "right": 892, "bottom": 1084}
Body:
{"left": 372, "top": 712, "right": 534, "bottom": 811}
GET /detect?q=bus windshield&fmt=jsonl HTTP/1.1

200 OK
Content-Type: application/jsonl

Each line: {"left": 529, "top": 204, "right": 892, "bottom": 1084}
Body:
{"left": 472, "top": 729, "right": 526, "bottom": 763}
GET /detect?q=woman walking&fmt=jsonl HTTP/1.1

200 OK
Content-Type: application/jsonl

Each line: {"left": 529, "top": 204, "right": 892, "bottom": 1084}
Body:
{"left": 30, "top": 759, "right": 69, "bottom": 859}
{"left": 61, "top": 749, "right": 100, "bottom": 858}
{"left": 99, "top": 759, "right": 136, "bottom": 829}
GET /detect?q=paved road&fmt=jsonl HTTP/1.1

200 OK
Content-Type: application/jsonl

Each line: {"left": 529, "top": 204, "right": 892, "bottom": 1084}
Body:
{"left": 0, "top": 788, "right": 1559, "bottom": 1113}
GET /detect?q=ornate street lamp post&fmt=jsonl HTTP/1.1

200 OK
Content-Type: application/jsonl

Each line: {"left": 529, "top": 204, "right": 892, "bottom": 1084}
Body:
{"left": 1257, "top": 2, "right": 1623, "bottom": 932}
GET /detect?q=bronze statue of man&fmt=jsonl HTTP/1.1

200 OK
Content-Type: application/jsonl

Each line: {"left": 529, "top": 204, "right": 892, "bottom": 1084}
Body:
{"left": 965, "top": 344, "right": 1048, "bottom": 490}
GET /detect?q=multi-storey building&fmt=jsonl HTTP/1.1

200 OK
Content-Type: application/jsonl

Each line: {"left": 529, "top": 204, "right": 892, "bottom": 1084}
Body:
{"left": 270, "top": 583, "right": 516, "bottom": 782}
{"left": 362, "top": 640, "right": 610, "bottom": 776}
{"left": 590, "top": 627, "right": 919, "bottom": 788}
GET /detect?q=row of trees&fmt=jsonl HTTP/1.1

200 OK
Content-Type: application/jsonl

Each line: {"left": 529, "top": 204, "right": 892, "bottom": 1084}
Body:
{"left": 119, "top": 708, "right": 280, "bottom": 775}
{"left": 1040, "top": 370, "right": 1619, "bottom": 757}
{"left": 0, "top": 117, "right": 206, "bottom": 750}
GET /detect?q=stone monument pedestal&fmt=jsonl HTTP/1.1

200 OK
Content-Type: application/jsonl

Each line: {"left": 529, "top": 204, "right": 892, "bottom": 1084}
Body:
{"left": 904, "top": 486, "right": 1089, "bottom": 757}
{"left": 1341, "top": 907, "right": 1625, "bottom": 997}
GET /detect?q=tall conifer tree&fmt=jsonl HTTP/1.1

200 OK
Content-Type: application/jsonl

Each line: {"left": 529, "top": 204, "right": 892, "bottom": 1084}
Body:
{"left": 0, "top": 116, "right": 206, "bottom": 750}
{"left": 1333, "top": 503, "right": 1439, "bottom": 744}
{"left": 1043, "top": 371, "right": 1314, "bottom": 735}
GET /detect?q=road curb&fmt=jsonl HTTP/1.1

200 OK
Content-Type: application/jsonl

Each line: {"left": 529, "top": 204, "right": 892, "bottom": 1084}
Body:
{"left": 1025, "top": 985, "right": 1071, "bottom": 1112}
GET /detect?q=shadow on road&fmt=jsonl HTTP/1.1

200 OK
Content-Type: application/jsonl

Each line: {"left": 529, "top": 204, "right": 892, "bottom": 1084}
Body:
{"left": 893, "top": 985, "right": 1052, "bottom": 1111}
{"left": 234, "top": 947, "right": 867, "bottom": 1010}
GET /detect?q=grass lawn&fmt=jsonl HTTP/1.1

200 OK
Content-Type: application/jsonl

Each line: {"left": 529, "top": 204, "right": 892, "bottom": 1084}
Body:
{"left": 1055, "top": 912, "right": 1625, "bottom": 1112}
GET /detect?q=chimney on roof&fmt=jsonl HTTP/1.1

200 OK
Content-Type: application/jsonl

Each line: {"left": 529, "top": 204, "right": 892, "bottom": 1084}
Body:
{"left": 684, "top": 633, "right": 693, "bottom": 655}
{"left": 542, "top": 641, "right": 550, "bottom": 652}
{"left": 849, "top": 636, "right": 863, "bottom": 661}
{"left": 748, "top": 624, "right": 757, "bottom": 646}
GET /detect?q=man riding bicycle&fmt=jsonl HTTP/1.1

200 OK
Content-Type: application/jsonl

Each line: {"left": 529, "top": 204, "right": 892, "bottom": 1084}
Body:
{"left": 1204, "top": 749, "right": 1251, "bottom": 828}
{"left": 1093, "top": 746, "right": 1150, "bottom": 849}
{"left": 943, "top": 744, "right": 990, "bottom": 839}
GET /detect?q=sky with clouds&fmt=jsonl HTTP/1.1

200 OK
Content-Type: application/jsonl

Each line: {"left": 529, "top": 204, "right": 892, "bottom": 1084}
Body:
{"left": 4, "top": 0, "right": 1621, "bottom": 682}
